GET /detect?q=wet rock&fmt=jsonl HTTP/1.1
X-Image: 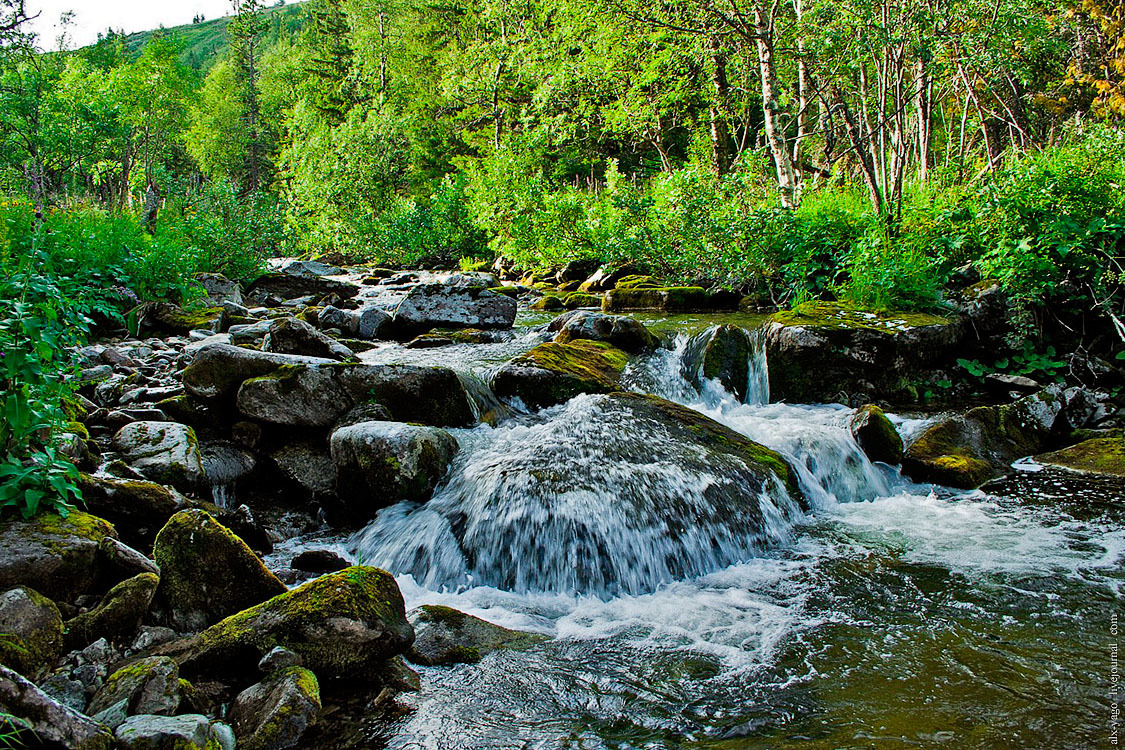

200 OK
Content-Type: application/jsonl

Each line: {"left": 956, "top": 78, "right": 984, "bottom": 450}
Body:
{"left": 0, "top": 587, "right": 64, "bottom": 680}
{"left": 200, "top": 441, "right": 257, "bottom": 491}
{"left": 491, "top": 340, "right": 628, "bottom": 409}
{"left": 229, "top": 666, "right": 321, "bottom": 750}
{"left": 578, "top": 264, "right": 637, "bottom": 293}
{"left": 270, "top": 443, "right": 337, "bottom": 498}
{"left": 113, "top": 422, "right": 205, "bottom": 489}
{"left": 194, "top": 273, "right": 243, "bottom": 307}
{"left": 0, "top": 511, "right": 116, "bottom": 602}
{"left": 115, "top": 714, "right": 233, "bottom": 750}
{"left": 406, "top": 605, "right": 546, "bottom": 666}
{"left": 682, "top": 324, "right": 755, "bottom": 401}
{"left": 903, "top": 386, "right": 1070, "bottom": 488}
{"left": 262, "top": 316, "right": 355, "bottom": 361}
{"left": 765, "top": 302, "right": 962, "bottom": 404}
{"left": 0, "top": 664, "right": 114, "bottom": 749}
{"left": 154, "top": 567, "right": 414, "bottom": 681}
{"left": 152, "top": 510, "right": 286, "bottom": 632}
{"left": 291, "top": 550, "right": 349, "bottom": 575}
{"left": 65, "top": 573, "right": 159, "bottom": 649}
{"left": 551, "top": 311, "right": 659, "bottom": 354}
{"left": 603, "top": 287, "right": 733, "bottom": 313}
{"left": 849, "top": 405, "right": 905, "bottom": 465}
{"left": 1035, "top": 438, "right": 1125, "bottom": 478}
{"left": 87, "top": 656, "right": 181, "bottom": 729}
{"left": 393, "top": 284, "right": 517, "bottom": 332}
{"left": 330, "top": 422, "right": 458, "bottom": 525}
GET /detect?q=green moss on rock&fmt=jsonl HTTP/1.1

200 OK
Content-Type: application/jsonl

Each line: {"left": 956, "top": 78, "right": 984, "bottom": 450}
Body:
{"left": 0, "top": 586, "right": 63, "bottom": 680}
{"left": 0, "top": 510, "right": 117, "bottom": 603}
{"left": 490, "top": 340, "right": 629, "bottom": 409}
{"left": 407, "top": 605, "right": 547, "bottom": 666}
{"left": 65, "top": 572, "right": 159, "bottom": 649}
{"left": 849, "top": 405, "right": 905, "bottom": 465}
{"left": 1036, "top": 438, "right": 1125, "bottom": 477}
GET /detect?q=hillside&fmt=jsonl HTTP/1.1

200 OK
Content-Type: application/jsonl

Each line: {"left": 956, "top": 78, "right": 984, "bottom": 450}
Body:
{"left": 122, "top": 1, "right": 306, "bottom": 71}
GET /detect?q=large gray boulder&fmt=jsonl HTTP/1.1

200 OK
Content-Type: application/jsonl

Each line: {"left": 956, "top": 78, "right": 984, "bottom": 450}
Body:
{"left": 393, "top": 284, "right": 517, "bottom": 331}
{"left": 182, "top": 344, "right": 334, "bottom": 401}
{"left": 115, "top": 714, "right": 234, "bottom": 750}
{"left": 0, "top": 664, "right": 114, "bottom": 749}
{"left": 262, "top": 316, "right": 354, "bottom": 361}
{"left": 0, "top": 511, "right": 117, "bottom": 602}
{"left": 0, "top": 587, "right": 63, "bottom": 680}
{"left": 330, "top": 422, "right": 458, "bottom": 525}
{"left": 228, "top": 666, "right": 321, "bottom": 750}
{"left": 113, "top": 422, "right": 205, "bottom": 488}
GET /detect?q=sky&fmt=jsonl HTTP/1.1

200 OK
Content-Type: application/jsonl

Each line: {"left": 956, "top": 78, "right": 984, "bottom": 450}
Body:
{"left": 25, "top": 0, "right": 237, "bottom": 50}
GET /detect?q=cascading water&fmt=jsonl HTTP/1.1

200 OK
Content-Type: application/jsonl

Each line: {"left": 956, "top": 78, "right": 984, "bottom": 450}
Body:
{"left": 338, "top": 320, "right": 1121, "bottom": 749}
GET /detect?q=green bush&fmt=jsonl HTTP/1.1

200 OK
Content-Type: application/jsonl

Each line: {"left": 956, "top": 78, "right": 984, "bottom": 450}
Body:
{"left": 374, "top": 175, "right": 488, "bottom": 266}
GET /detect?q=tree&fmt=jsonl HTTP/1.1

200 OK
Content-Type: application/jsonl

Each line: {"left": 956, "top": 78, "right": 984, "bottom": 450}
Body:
{"left": 228, "top": 0, "right": 270, "bottom": 191}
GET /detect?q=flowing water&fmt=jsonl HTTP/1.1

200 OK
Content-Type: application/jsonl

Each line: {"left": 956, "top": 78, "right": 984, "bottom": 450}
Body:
{"left": 345, "top": 319, "right": 1123, "bottom": 749}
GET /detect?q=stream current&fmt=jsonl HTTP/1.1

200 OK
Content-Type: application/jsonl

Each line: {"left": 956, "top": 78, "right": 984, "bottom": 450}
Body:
{"left": 295, "top": 313, "right": 1122, "bottom": 748}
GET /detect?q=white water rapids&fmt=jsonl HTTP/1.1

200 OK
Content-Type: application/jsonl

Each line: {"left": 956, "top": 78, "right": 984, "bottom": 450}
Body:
{"left": 329, "top": 323, "right": 1124, "bottom": 748}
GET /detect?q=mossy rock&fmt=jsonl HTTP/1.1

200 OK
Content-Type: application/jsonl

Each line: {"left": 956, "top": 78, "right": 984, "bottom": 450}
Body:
{"left": 771, "top": 301, "right": 951, "bottom": 331}
{"left": 142, "top": 304, "right": 224, "bottom": 335}
{"left": 0, "top": 586, "right": 64, "bottom": 681}
{"left": 560, "top": 292, "right": 602, "bottom": 309}
{"left": 490, "top": 340, "right": 629, "bottom": 409}
{"left": 0, "top": 510, "right": 116, "bottom": 603}
{"left": 78, "top": 475, "right": 188, "bottom": 543}
{"left": 154, "top": 567, "right": 413, "bottom": 682}
{"left": 602, "top": 286, "right": 709, "bottom": 312}
{"left": 407, "top": 605, "right": 547, "bottom": 666}
{"left": 849, "top": 405, "right": 905, "bottom": 465}
{"left": 152, "top": 510, "right": 286, "bottom": 632}
{"left": 613, "top": 275, "right": 661, "bottom": 290}
{"left": 1035, "top": 438, "right": 1125, "bottom": 478}
{"left": 552, "top": 311, "right": 659, "bottom": 353}
{"left": 229, "top": 666, "right": 321, "bottom": 750}
{"left": 530, "top": 296, "right": 564, "bottom": 312}
{"left": 66, "top": 572, "right": 159, "bottom": 650}
{"left": 682, "top": 324, "right": 755, "bottom": 402}
{"left": 88, "top": 656, "right": 181, "bottom": 727}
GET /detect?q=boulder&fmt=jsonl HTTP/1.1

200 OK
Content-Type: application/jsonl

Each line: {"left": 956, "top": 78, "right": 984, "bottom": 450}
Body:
{"left": 1035, "top": 438, "right": 1125, "bottom": 478}
{"left": 338, "top": 365, "right": 476, "bottom": 428}
{"left": 228, "top": 666, "right": 321, "bottom": 750}
{"left": 247, "top": 272, "right": 359, "bottom": 303}
{"left": 490, "top": 340, "right": 628, "bottom": 409}
{"left": 139, "top": 304, "right": 223, "bottom": 336}
{"left": 278, "top": 259, "right": 345, "bottom": 277}
{"left": 317, "top": 304, "right": 390, "bottom": 340}
{"left": 113, "top": 422, "right": 205, "bottom": 489}
{"left": 578, "top": 264, "right": 637, "bottom": 293}
{"left": 194, "top": 273, "right": 243, "bottom": 307}
{"left": 0, "top": 587, "right": 64, "bottom": 680}
{"left": 182, "top": 344, "right": 334, "bottom": 402}
{"left": 270, "top": 444, "right": 336, "bottom": 498}
{"left": 99, "top": 538, "right": 160, "bottom": 581}
{"left": 114, "top": 714, "right": 234, "bottom": 750}
{"left": 682, "top": 324, "right": 755, "bottom": 402}
{"left": 291, "top": 550, "right": 349, "bottom": 575}
{"left": 78, "top": 475, "right": 188, "bottom": 542}
{"left": 237, "top": 365, "right": 352, "bottom": 427}
{"left": 154, "top": 567, "right": 413, "bottom": 681}
{"left": 903, "top": 386, "right": 1069, "bottom": 488}
{"left": 0, "top": 664, "right": 114, "bottom": 750}
{"left": 87, "top": 656, "right": 181, "bottom": 729}
{"left": 0, "top": 511, "right": 116, "bottom": 602}
{"left": 393, "top": 284, "right": 517, "bottom": 332}
{"left": 152, "top": 510, "right": 286, "bottom": 632}
{"left": 330, "top": 422, "right": 458, "bottom": 524}
{"left": 603, "top": 287, "right": 734, "bottom": 313}
{"left": 406, "top": 605, "right": 546, "bottom": 666}
{"left": 551, "top": 311, "right": 659, "bottom": 353}
{"left": 765, "top": 301, "right": 962, "bottom": 403}
{"left": 65, "top": 573, "right": 159, "bottom": 649}
{"left": 262, "top": 317, "right": 355, "bottom": 361}
{"left": 849, "top": 405, "right": 905, "bottom": 465}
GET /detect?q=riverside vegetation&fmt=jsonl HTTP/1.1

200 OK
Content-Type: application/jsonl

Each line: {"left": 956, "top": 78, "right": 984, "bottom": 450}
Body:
{"left": 0, "top": 0, "right": 1123, "bottom": 747}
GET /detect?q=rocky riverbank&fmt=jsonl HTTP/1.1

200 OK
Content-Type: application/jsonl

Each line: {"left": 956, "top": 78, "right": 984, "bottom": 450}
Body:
{"left": 0, "top": 259, "right": 1121, "bottom": 749}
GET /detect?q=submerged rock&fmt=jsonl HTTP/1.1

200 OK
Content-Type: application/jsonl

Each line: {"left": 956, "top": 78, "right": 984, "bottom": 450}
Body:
{"left": 393, "top": 283, "right": 517, "bottom": 332}
{"left": 330, "top": 422, "right": 459, "bottom": 524}
{"left": 155, "top": 567, "right": 413, "bottom": 681}
{"left": 113, "top": 422, "right": 205, "bottom": 489}
{"left": 0, "top": 664, "right": 114, "bottom": 750}
{"left": 490, "top": 340, "right": 628, "bottom": 409}
{"left": 1035, "top": 438, "right": 1125, "bottom": 478}
{"left": 152, "top": 510, "right": 286, "bottom": 632}
{"left": 903, "top": 386, "right": 1069, "bottom": 488}
{"left": 229, "top": 666, "right": 321, "bottom": 750}
{"left": 849, "top": 405, "right": 904, "bottom": 465}
{"left": 765, "top": 301, "right": 961, "bottom": 404}
{"left": 407, "top": 605, "right": 546, "bottom": 666}
{"left": 0, "top": 511, "right": 116, "bottom": 602}
{"left": 0, "top": 587, "right": 64, "bottom": 680}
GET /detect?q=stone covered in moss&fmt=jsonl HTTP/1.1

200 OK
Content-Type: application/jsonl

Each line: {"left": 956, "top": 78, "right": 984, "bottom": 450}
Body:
{"left": 229, "top": 666, "right": 321, "bottom": 750}
{"left": 65, "top": 572, "right": 159, "bottom": 649}
{"left": 0, "top": 586, "right": 63, "bottom": 680}
{"left": 1035, "top": 438, "right": 1125, "bottom": 478}
{"left": 79, "top": 475, "right": 188, "bottom": 543}
{"left": 114, "top": 713, "right": 233, "bottom": 750}
{"left": 682, "top": 324, "right": 755, "bottom": 402}
{"left": 406, "top": 605, "right": 546, "bottom": 666}
{"left": 330, "top": 422, "right": 458, "bottom": 526}
{"left": 765, "top": 301, "right": 962, "bottom": 404}
{"left": 603, "top": 286, "right": 712, "bottom": 312}
{"left": 182, "top": 343, "right": 334, "bottom": 402}
{"left": 87, "top": 656, "right": 181, "bottom": 729}
{"left": 113, "top": 422, "right": 205, "bottom": 489}
{"left": 613, "top": 275, "right": 661, "bottom": 290}
{"left": 0, "top": 510, "right": 116, "bottom": 603}
{"left": 142, "top": 304, "right": 224, "bottom": 335}
{"left": 0, "top": 664, "right": 114, "bottom": 750}
{"left": 903, "top": 387, "right": 1067, "bottom": 489}
{"left": 849, "top": 405, "right": 904, "bottom": 465}
{"left": 156, "top": 567, "right": 414, "bottom": 682}
{"left": 490, "top": 340, "right": 629, "bottom": 409}
{"left": 530, "top": 295, "right": 564, "bottom": 312}
{"left": 551, "top": 311, "right": 659, "bottom": 354}
{"left": 153, "top": 510, "right": 286, "bottom": 632}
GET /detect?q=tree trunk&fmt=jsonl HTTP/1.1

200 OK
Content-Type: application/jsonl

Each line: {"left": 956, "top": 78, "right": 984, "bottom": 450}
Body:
{"left": 753, "top": 5, "right": 799, "bottom": 208}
